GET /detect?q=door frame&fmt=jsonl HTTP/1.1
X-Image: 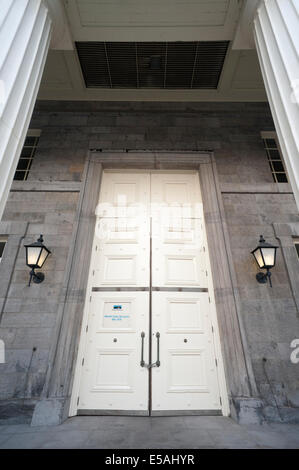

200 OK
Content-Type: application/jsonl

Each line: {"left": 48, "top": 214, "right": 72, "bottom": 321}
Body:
{"left": 35, "top": 151, "right": 258, "bottom": 424}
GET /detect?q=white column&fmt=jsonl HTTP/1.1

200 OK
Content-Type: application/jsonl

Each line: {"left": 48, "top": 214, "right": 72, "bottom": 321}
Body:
{"left": 0, "top": 0, "right": 52, "bottom": 220}
{"left": 254, "top": 0, "right": 299, "bottom": 209}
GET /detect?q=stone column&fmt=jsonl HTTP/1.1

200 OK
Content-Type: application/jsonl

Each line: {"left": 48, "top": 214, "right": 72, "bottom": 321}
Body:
{"left": 254, "top": 0, "right": 299, "bottom": 210}
{"left": 0, "top": 0, "right": 52, "bottom": 220}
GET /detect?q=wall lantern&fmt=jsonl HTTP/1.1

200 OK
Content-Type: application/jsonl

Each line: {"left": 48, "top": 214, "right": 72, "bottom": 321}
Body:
{"left": 24, "top": 234, "right": 51, "bottom": 286}
{"left": 251, "top": 235, "right": 278, "bottom": 287}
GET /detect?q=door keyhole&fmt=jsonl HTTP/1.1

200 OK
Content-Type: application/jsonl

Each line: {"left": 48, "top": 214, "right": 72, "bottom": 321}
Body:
{"left": 184, "top": 339, "right": 187, "bottom": 343}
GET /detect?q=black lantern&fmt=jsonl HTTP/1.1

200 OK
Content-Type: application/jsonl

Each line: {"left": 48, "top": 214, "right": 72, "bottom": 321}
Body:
{"left": 251, "top": 235, "right": 278, "bottom": 287}
{"left": 24, "top": 235, "right": 51, "bottom": 286}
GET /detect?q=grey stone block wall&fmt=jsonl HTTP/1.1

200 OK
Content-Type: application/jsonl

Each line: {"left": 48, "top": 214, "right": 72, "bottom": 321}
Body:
{"left": 222, "top": 192, "right": 299, "bottom": 421}
{"left": 0, "top": 101, "right": 298, "bottom": 423}
{"left": 0, "top": 190, "right": 79, "bottom": 423}
{"left": 29, "top": 102, "right": 275, "bottom": 185}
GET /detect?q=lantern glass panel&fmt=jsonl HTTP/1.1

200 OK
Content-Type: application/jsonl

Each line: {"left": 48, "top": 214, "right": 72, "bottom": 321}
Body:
{"left": 261, "top": 247, "right": 275, "bottom": 267}
{"left": 37, "top": 247, "right": 49, "bottom": 268}
{"left": 253, "top": 249, "right": 264, "bottom": 268}
{"left": 26, "top": 246, "right": 42, "bottom": 267}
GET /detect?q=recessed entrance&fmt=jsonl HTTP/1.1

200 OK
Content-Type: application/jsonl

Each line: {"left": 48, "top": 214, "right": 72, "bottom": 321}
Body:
{"left": 72, "top": 170, "right": 226, "bottom": 416}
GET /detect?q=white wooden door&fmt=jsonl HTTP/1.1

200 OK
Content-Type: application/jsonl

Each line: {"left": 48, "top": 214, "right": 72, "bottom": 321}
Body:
{"left": 151, "top": 172, "right": 221, "bottom": 412}
{"left": 76, "top": 170, "right": 224, "bottom": 415}
{"left": 77, "top": 172, "right": 151, "bottom": 413}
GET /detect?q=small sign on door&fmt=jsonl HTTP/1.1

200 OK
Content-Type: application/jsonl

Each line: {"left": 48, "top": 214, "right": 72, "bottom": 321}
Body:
{"left": 103, "top": 302, "right": 132, "bottom": 328}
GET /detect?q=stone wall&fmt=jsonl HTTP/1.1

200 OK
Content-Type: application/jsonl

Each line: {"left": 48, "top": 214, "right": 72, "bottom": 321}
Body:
{"left": 222, "top": 191, "right": 299, "bottom": 421}
{"left": 0, "top": 191, "right": 79, "bottom": 423}
{"left": 0, "top": 101, "right": 298, "bottom": 423}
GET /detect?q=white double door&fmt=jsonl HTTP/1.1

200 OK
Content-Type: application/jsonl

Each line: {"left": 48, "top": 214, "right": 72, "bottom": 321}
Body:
{"left": 77, "top": 171, "right": 223, "bottom": 414}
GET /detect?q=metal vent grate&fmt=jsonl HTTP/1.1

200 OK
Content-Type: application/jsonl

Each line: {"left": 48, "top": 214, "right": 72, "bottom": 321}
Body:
{"left": 76, "top": 41, "right": 229, "bottom": 89}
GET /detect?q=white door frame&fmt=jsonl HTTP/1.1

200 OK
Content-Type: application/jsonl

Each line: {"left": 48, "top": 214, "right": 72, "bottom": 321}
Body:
{"left": 38, "top": 150, "right": 257, "bottom": 425}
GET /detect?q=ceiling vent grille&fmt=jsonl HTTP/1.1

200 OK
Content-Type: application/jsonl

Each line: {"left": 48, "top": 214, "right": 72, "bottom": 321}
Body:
{"left": 76, "top": 41, "right": 229, "bottom": 89}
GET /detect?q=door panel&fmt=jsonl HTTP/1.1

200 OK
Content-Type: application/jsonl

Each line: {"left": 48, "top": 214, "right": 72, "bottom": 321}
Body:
{"left": 97, "top": 172, "right": 150, "bottom": 218}
{"left": 152, "top": 217, "right": 208, "bottom": 288}
{"left": 78, "top": 292, "right": 149, "bottom": 411}
{"left": 93, "top": 217, "right": 150, "bottom": 287}
{"left": 151, "top": 172, "right": 220, "bottom": 411}
{"left": 151, "top": 172, "right": 203, "bottom": 219}
{"left": 151, "top": 172, "right": 206, "bottom": 289}
{"left": 151, "top": 292, "right": 221, "bottom": 411}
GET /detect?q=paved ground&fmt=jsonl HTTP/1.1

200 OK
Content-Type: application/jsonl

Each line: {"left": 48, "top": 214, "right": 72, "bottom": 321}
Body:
{"left": 0, "top": 416, "right": 299, "bottom": 449}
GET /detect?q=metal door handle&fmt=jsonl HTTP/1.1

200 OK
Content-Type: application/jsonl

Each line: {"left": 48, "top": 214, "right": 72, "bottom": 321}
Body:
{"left": 140, "top": 331, "right": 160, "bottom": 368}
{"left": 155, "top": 332, "right": 160, "bottom": 367}
{"left": 147, "top": 332, "right": 161, "bottom": 368}
{"left": 140, "top": 331, "right": 145, "bottom": 367}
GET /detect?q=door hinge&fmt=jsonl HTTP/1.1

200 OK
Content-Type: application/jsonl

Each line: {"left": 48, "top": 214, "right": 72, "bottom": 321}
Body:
{"left": 219, "top": 396, "right": 222, "bottom": 406}
{"left": 89, "top": 295, "right": 92, "bottom": 302}
{"left": 82, "top": 358, "right": 84, "bottom": 366}
{"left": 95, "top": 245, "right": 98, "bottom": 251}
{"left": 203, "top": 246, "right": 206, "bottom": 252}
{"left": 77, "top": 397, "right": 80, "bottom": 405}
{"left": 206, "top": 270, "right": 208, "bottom": 277}
{"left": 92, "top": 270, "right": 95, "bottom": 276}
{"left": 209, "top": 297, "right": 211, "bottom": 303}
{"left": 211, "top": 325, "right": 214, "bottom": 333}
{"left": 215, "top": 358, "right": 218, "bottom": 367}
{"left": 86, "top": 325, "right": 88, "bottom": 333}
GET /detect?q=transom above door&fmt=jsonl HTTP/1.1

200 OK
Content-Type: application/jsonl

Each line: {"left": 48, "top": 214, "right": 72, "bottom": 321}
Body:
{"left": 76, "top": 171, "right": 224, "bottom": 415}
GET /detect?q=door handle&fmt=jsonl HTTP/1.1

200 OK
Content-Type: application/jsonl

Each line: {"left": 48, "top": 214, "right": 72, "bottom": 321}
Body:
{"left": 155, "top": 332, "right": 160, "bottom": 367}
{"left": 140, "top": 331, "right": 160, "bottom": 368}
{"left": 146, "top": 332, "right": 160, "bottom": 369}
{"left": 140, "top": 331, "right": 145, "bottom": 367}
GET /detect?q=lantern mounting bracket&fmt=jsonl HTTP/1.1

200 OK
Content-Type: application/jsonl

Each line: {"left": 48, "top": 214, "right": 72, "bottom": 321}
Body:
{"left": 256, "top": 269, "right": 272, "bottom": 287}
{"left": 28, "top": 269, "right": 45, "bottom": 286}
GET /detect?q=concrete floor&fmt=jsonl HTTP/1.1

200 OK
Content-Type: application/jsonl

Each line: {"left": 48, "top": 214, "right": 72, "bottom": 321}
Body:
{"left": 0, "top": 416, "right": 299, "bottom": 449}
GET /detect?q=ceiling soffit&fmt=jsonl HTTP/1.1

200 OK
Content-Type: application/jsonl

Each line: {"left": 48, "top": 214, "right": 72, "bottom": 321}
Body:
{"left": 64, "top": 0, "right": 242, "bottom": 42}
{"left": 38, "top": 1, "right": 267, "bottom": 101}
